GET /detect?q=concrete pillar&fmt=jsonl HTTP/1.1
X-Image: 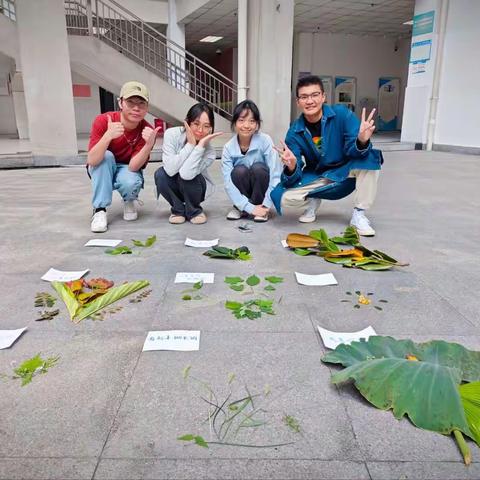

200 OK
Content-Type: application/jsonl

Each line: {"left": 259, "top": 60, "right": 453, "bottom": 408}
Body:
{"left": 11, "top": 72, "right": 29, "bottom": 139}
{"left": 167, "top": 0, "right": 187, "bottom": 93}
{"left": 237, "top": 0, "right": 248, "bottom": 102}
{"left": 246, "top": 0, "right": 294, "bottom": 144}
{"left": 15, "top": 0, "right": 77, "bottom": 157}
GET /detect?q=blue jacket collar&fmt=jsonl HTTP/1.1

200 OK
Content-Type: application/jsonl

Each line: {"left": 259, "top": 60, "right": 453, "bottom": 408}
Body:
{"left": 230, "top": 132, "right": 262, "bottom": 156}
{"left": 293, "top": 104, "right": 336, "bottom": 133}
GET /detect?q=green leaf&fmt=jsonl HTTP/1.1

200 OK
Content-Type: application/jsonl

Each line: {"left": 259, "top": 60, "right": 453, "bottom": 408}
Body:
{"left": 225, "top": 300, "right": 243, "bottom": 310}
{"left": 345, "top": 291, "right": 352, "bottom": 295}
{"left": 264, "top": 285, "right": 276, "bottom": 291}
{"left": 322, "top": 336, "right": 480, "bottom": 441}
{"left": 132, "top": 235, "right": 157, "bottom": 248}
{"left": 230, "top": 284, "right": 245, "bottom": 292}
{"left": 227, "top": 372, "right": 236, "bottom": 384}
{"left": 264, "top": 276, "right": 284, "bottom": 284}
{"left": 355, "top": 290, "right": 361, "bottom": 295}
{"left": 225, "top": 276, "right": 244, "bottom": 284}
{"left": 193, "top": 281, "right": 203, "bottom": 290}
{"left": 353, "top": 304, "right": 360, "bottom": 309}
{"left": 105, "top": 246, "right": 132, "bottom": 255}
{"left": 182, "top": 366, "right": 192, "bottom": 379}
{"left": 194, "top": 436, "right": 209, "bottom": 448}
{"left": 182, "top": 295, "right": 192, "bottom": 301}
{"left": 459, "top": 382, "right": 480, "bottom": 446}
{"left": 374, "top": 306, "right": 383, "bottom": 311}
{"left": 293, "top": 248, "right": 315, "bottom": 256}
{"left": 13, "top": 354, "right": 59, "bottom": 386}
{"left": 246, "top": 275, "right": 260, "bottom": 286}
{"left": 283, "top": 414, "right": 301, "bottom": 433}
{"left": 177, "top": 434, "right": 195, "bottom": 441}
{"left": 379, "top": 299, "right": 388, "bottom": 303}
{"left": 236, "top": 251, "right": 252, "bottom": 261}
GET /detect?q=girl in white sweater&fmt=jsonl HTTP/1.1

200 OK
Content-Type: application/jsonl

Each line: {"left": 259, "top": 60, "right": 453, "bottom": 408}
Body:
{"left": 155, "top": 103, "right": 222, "bottom": 224}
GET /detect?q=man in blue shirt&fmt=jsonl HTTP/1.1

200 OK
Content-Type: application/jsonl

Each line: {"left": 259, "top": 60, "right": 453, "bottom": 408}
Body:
{"left": 272, "top": 75, "right": 382, "bottom": 236}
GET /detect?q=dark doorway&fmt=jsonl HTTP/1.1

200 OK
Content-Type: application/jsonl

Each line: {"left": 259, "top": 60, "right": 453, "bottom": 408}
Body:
{"left": 99, "top": 87, "right": 115, "bottom": 113}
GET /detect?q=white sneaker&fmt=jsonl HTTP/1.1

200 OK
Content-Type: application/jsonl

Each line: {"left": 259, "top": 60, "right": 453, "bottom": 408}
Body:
{"left": 123, "top": 200, "right": 138, "bottom": 221}
{"left": 226, "top": 206, "right": 242, "bottom": 220}
{"left": 350, "top": 209, "right": 375, "bottom": 236}
{"left": 91, "top": 210, "right": 107, "bottom": 233}
{"left": 299, "top": 198, "right": 321, "bottom": 223}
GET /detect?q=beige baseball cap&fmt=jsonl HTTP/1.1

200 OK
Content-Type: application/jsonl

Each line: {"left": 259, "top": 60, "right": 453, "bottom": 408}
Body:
{"left": 119, "top": 81, "right": 149, "bottom": 102}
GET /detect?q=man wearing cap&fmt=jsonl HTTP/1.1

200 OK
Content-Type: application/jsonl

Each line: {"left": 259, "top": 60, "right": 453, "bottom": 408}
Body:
{"left": 87, "top": 81, "right": 160, "bottom": 232}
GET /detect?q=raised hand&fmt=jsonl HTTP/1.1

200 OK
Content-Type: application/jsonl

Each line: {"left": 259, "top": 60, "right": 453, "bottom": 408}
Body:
{"left": 357, "top": 107, "right": 376, "bottom": 145}
{"left": 197, "top": 131, "right": 224, "bottom": 148}
{"left": 274, "top": 140, "right": 297, "bottom": 173}
{"left": 106, "top": 114, "right": 124, "bottom": 140}
{"left": 184, "top": 121, "right": 197, "bottom": 145}
{"left": 142, "top": 126, "right": 161, "bottom": 148}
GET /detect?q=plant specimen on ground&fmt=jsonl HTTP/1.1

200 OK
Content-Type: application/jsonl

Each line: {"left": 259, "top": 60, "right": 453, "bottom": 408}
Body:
{"left": 203, "top": 245, "right": 251, "bottom": 261}
{"left": 283, "top": 414, "right": 301, "bottom": 433}
{"left": 105, "top": 235, "right": 157, "bottom": 255}
{"left": 181, "top": 281, "right": 204, "bottom": 301}
{"left": 286, "top": 226, "right": 408, "bottom": 271}
{"left": 224, "top": 275, "right": 284, "bottom": 293}
{"left": 322, "top": 336, "right": 480, "bottom": 465}
{"left": 34, "top": 292, "right": 59, "bottom": 321}
{"left": 132, "top": 235, "right": 157, "bottom": 248}
{"left": 129, "top": 289, "right": 152, "bottom": 303}
{"left": 177, "top": 368, "right": 297, "bottom": 449}
{"left": 51, "top": 277, "right": 149, "bottom": 322}
{"left": 341, "top": 290, "right": 388, "bottom": 310}
{"left": 4, "top": 354, "right": 60, "bottom": 386}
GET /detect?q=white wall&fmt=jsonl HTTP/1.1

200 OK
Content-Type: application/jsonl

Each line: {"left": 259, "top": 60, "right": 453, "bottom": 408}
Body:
{"left": 292, "top": 32, "right": 410, "bottom": 126}
{"left": 0, "top": 53, "right": 17, "bottom": 136}
{"left": 71, "top": 71, "right": 100, "bottom": 134}
{"left": 115, "top": 0, "right": 168, "bottom": 24}
{"left": 434, "top": 0, "right": 480, "bottom": 148}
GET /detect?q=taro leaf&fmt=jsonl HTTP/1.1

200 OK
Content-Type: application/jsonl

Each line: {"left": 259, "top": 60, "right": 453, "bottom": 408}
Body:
{"left": 225, "top": 276, "right": 244, "bottom": 284}
{"left": 230, "top": 284, "right": 245, "bottom": 292}
{"left": 264, "top": 285, "right": 276, "bottom": 292}
{"left": 322, "top": 336, "right": 480, "bottom": 441}
{"left": 246, "top": 275, "right": 260, "bottom": 287}
{"left": 459, "top": 382, "right": 480, "bottom": 446}
{"left": 13, "top": 354, "right": 59, "bottom": 386}
{"left": 265, "top": 276, "right": 284, "bottom": 284}
{"left": 105, "top": 246, "right": 132, "bottom": 255}
{"left": 132, "top": 235, "right": 157, "bottom": 248}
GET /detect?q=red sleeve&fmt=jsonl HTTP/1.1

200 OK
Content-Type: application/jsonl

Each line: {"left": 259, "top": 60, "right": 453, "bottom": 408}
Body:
{"left": 88, "top": 113, "right": 108, "bottom": 151}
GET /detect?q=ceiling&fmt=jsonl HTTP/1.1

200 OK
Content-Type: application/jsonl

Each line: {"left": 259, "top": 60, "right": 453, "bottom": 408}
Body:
{"left": 184, "top": 0, "right": 414, "bottom": 54}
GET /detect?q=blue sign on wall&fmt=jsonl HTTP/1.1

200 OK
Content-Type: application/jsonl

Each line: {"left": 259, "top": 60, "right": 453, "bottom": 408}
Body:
{"left": 412, "top": 10, "right": 435, "bottom": 36}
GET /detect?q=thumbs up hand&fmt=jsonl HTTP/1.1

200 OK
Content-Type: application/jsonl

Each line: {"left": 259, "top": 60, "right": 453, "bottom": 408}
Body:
{"left": 142, "top": 126, "right": 161, "bottom": 148}
{"left": 106, "top": 114, "right": 124, "bottom": 140}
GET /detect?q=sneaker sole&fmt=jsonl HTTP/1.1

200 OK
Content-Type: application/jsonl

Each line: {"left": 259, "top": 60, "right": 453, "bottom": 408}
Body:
{"left": 298, "top": 216, "right": 316, "bottom": 223}
{"left": 124, "top": 215, "right": 138, "bottom": 221}
{"left": 91, "top": 226, "right": 108, "bottom": 233}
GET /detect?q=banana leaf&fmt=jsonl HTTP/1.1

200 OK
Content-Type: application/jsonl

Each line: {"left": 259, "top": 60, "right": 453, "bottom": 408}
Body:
{"left": 460, "top": 382, "right": 480, "bottom": 445}
{"left": 52, "top": 280, "right": 149, "bottom": 323}
{"left": 322, "top": 336, "right": 480, "bottom": 458}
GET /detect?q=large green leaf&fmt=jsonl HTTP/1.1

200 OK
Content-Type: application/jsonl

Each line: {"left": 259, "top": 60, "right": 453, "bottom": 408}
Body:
{"left": 51, "top": 281, "right": 81, "bottom": 319}
{"left": 459, "top": 382, "right": 480, "bottom": 445}
{"left": 322, "top": 336, "right": 480, "bottom": 440}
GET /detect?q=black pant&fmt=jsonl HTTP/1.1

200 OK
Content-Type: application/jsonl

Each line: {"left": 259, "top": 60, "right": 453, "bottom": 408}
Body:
{"left": 231, "top": 163, "right": 269, "bottom": 208}
{"left": 154, "top": 167, "right": 206, "bottom": 219}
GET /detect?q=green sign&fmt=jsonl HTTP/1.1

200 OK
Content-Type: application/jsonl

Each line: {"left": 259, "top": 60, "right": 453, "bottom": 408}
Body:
{"left": 412, "top": 10, "right": 435, "bottom": 36}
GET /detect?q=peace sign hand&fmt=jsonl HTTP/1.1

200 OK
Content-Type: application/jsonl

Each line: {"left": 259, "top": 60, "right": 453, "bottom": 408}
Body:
{"left": 357, "top": 107, "right": 376, "bottom": 145}
{"left": 274, "top": 140, "right": 297, "bottom": 173}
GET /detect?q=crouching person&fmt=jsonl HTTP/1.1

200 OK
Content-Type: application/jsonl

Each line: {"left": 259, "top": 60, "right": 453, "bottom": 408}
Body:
{"left": 154, "top": 103, "right": 222, "bottom": 224}
{"left": 87, "top": 81, "right": 159, "bottom": 232}
{"left": 222, "top": 100, "right": 281, "bottom": 222}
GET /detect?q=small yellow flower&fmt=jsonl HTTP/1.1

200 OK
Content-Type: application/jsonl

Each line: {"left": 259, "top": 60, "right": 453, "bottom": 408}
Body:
{"left": 406, "top": 354, "right": 419, "bottom": 361}
{"left": 358, "top": 294, "right": 371, "bottom": 305}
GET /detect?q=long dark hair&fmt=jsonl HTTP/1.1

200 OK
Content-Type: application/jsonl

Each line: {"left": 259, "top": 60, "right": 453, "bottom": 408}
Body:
{"left": 185, "top": 102, "right": 215, "bottom": 131}
{"left": 230, "top": 100, "right": 261, "bottom": 131}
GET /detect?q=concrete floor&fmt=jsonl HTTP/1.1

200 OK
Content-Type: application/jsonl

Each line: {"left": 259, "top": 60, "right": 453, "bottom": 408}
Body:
{"left": 0, "top": 150, "right": 480, "bottom": 480}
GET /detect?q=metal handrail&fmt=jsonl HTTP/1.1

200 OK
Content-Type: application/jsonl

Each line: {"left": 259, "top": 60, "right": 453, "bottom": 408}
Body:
{"left": 64, "top": 0, "right": 237, "bottom": 118}
{"left": 0, "top": 0, "right": 15, "bottom": 21}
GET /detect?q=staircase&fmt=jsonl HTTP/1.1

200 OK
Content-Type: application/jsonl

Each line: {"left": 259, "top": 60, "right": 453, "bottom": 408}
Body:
{"left": 1, "top": 0, "right": 236, "bottom": 129}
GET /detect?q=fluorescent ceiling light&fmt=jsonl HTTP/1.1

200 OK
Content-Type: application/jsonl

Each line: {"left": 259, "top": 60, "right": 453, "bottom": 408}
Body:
{"left": 200, "top": 36, "right": 223, "bottom": 43}
{"left": 403, "top": 20, "right": 413, "bottom": 25}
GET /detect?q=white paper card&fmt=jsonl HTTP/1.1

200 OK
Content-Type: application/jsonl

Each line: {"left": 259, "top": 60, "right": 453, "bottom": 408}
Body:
{"left": 317, "top": 325, "right": 377, "bottom": 350}
{"left": 281, "top": 239, "right": 289, "bottom": 248}
{"left": 174, "top": 272, "right": 214, "bottom": 284}
{"left": 41, "top": 268, "right": 89, "bottom": 282}
{"left": 84, "top": 239, "right": 122, "bottom": 247}
{"left": 143, "top": 330, "right": 200, "bottom": 351}
{"left": 295, "top": 272, "right": 338, "bottom": 286}
{"left": 185, "top": 237, "right": 219, "bottom": 248}
{"left": 0, "top": 327, "right": 27, "bottom": 349}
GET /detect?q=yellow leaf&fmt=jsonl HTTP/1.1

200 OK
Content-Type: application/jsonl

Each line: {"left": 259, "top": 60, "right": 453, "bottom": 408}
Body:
{"left": 286, "top": 233, "right": 320, "bottom": 248}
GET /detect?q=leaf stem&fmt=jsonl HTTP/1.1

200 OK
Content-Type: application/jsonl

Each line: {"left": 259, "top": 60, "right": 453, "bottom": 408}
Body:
{"left": 454, "top": 430, "right": 471, "bottom": 465}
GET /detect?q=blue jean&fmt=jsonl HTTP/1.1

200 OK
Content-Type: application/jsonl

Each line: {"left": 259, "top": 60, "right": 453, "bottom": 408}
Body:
{"left": 89, "top": 151, "right": 144, "bottom": 209}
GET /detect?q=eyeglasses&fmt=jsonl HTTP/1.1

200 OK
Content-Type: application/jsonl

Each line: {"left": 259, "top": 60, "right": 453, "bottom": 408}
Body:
{"left": 124, "top": 98, "right": 148, "bottom": 110}
{"left": 297, "top": 92, "right": 323, "bottom": 102}
{"left": 191, "top": 121, "right": 212, "bottom": 132}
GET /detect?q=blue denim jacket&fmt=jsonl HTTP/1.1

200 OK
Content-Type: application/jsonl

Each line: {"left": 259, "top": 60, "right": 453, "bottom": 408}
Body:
{"left": 222, "top": 132, "right": 282, "bottom": 213}
{"left": 270, "top": 104, "right": 383, "bottom": 214}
